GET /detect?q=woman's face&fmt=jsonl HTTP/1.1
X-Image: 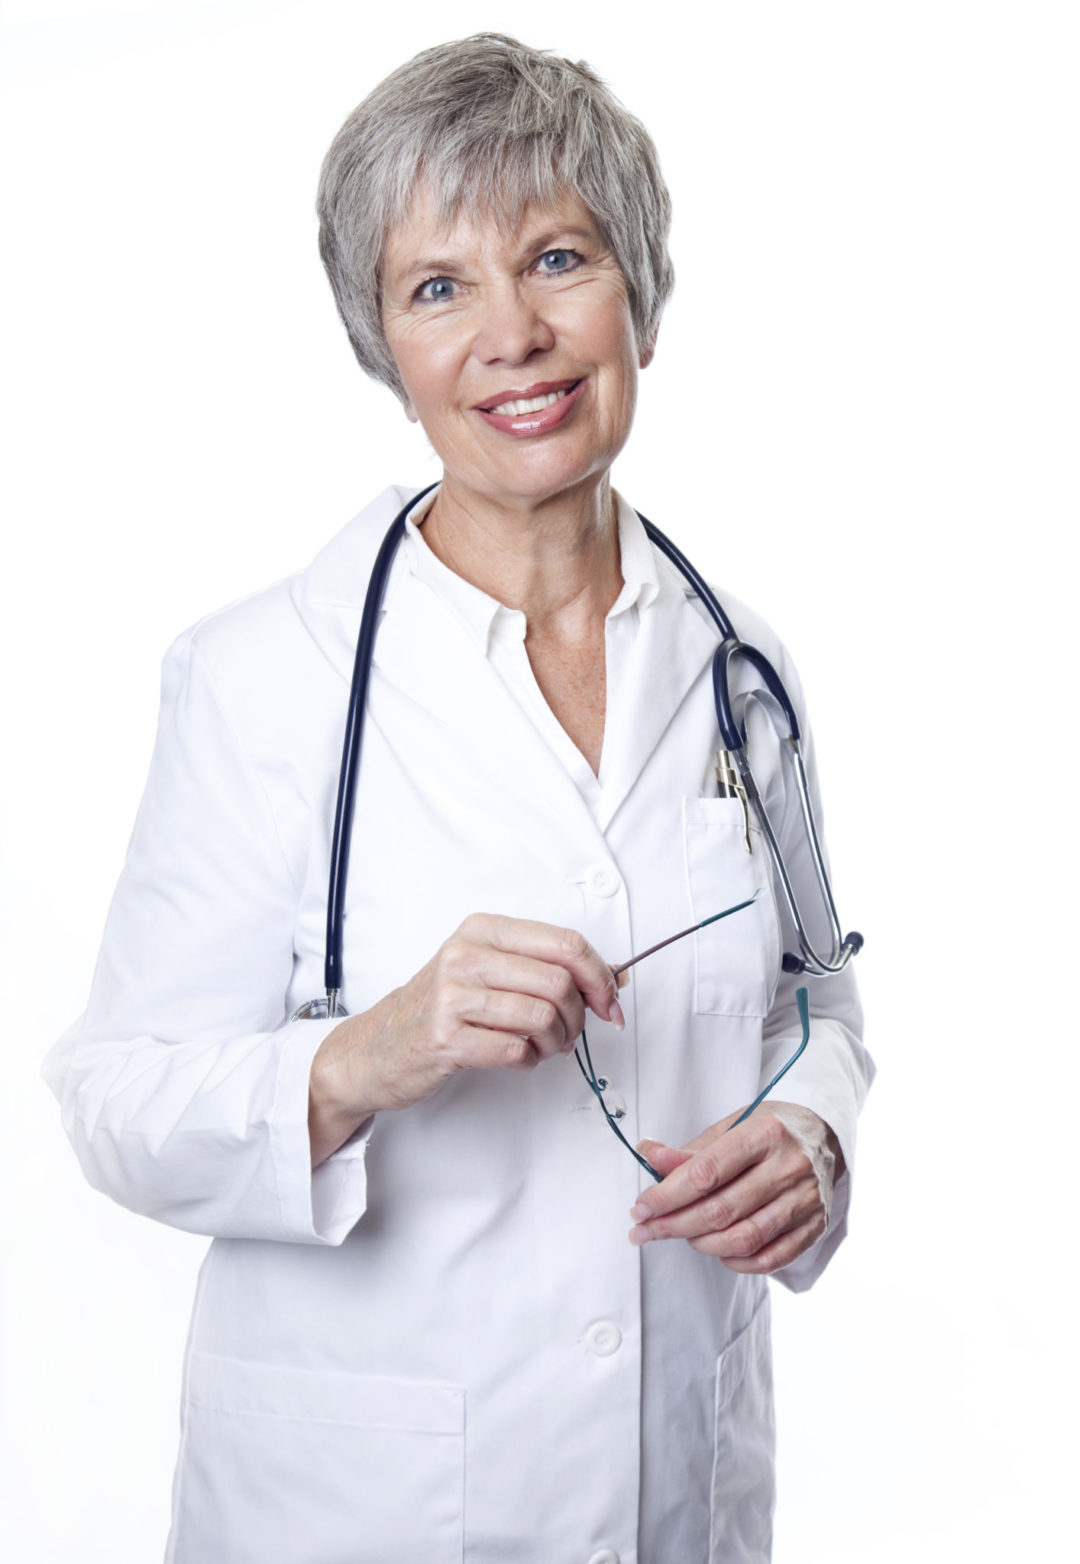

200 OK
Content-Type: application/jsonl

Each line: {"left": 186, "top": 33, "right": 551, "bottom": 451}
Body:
{"left": 381, "top": 185, "right": 653, "bottom": 513}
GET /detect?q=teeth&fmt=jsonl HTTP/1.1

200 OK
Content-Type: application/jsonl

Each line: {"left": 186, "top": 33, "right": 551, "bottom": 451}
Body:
{"left": 489, "top": 389, "right": 567, "bottom": 416}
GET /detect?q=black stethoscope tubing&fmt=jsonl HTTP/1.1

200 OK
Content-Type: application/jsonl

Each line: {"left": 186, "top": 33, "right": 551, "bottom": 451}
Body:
{"left": 323, "top": 483, "right": 439, "bottom": 1000}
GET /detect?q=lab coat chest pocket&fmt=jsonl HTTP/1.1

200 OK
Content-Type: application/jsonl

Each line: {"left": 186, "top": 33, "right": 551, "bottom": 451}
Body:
{"left": 170, "top": 1353, "right": 465, "bottom": 1564}
{"left": 683, "top": 797, "right": 782, "bottom": 1017}
{"left": 709, "top": 1296, "right": 775, "bottom": 1564}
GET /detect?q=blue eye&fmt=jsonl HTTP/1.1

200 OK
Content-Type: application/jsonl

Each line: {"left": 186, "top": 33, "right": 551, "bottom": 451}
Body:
{"left": 536, "top": 249, "right": 581, "bottom": 275}
{"left": 416, "top": 276, "right": 458, "bottom": 302}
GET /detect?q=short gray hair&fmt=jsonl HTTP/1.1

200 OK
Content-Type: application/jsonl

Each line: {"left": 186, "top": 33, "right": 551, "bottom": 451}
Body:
{"left": 317, "top": 34, "right": 674, "bottom": 401}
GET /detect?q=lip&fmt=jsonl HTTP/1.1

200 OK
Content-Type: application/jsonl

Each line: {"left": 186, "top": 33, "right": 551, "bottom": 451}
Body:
{"left": 473, "top": 377, "right": 585, "bottom": 436}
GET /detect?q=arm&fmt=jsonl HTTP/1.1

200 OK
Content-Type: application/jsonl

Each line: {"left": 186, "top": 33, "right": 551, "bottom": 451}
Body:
{"left": 44, "top": 632, "right": 354, "bottom": 1244}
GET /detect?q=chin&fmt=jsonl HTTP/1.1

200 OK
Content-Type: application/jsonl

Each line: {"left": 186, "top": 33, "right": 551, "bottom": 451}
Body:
{"left": 473, "top": 449, "right": 618, "bottom": 510}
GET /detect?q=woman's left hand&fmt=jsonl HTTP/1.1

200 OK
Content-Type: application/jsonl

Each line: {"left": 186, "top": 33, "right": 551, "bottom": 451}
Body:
{"left": 626, "top": 1102, "right": 845, "bottom": 1274}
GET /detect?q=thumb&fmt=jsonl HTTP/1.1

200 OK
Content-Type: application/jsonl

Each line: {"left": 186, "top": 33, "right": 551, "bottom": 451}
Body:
{"left": 637, "top": 1139, "right": 693, "bottom": 1177}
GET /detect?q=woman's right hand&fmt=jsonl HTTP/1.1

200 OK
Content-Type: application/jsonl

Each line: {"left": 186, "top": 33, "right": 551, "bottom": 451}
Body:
{"left": 308, "top": 913, "right": 625, "bottom": 1166}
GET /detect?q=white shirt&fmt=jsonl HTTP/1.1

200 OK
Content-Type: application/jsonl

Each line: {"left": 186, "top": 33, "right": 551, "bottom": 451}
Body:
{"left": 46, "top": 486, "right": 872, "bottom": 1564}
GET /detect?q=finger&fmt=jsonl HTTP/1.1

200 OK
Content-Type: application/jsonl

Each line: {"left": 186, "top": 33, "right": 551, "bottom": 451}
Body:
{"left": 466, "top": 948, "right": 589, "bottom": 1048}
{"left": 461, "top": 914, "right": 623, "bottom": 1027}
{"left": 450, "top": 1025, "right": 542, "bottom": 1075}
{"left": 686, "top": 1200, "right": 804, "bottom": 1263}
{"left": 636, "top": 1140, "right": 692, "bottom": 1178}
{"left": 455, "top": 983, "right": 570, "bottom": 1060}
{"left": 628, "top": 1118, "right": 773, "bottom": 1224}
{"left": 702, "top": 1206, "right": 829, "bottom": 1274}
{"left": 631, "top": 1157, "right": 821, "bottom": 1247}
{"left": 628, "top": 1158, "right": 797, "bottom": 1245}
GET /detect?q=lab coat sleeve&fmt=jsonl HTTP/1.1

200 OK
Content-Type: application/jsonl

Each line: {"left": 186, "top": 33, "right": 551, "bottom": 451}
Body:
{"left": 43, "top": 632, "right": 372, "bottom": 1246}
{"left": 753, "top": 645, "right": 875, "bottom": 1293}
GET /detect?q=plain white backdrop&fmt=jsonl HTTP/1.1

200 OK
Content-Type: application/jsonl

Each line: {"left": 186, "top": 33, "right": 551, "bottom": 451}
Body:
{"left": 2, "top": 1, "right": 1076, "bottom": 1558}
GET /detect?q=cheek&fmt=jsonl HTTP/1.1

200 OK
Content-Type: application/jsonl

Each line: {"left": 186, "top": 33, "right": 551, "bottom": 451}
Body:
{"left": 394, "top": 350, "right": 437, "bottom": 414}
{"left": 574, "top": 309, "right": 641, "bottom": 418}
{"left": 601, "top": 342, "right": 641, "bottom": 425}
{"left": 385, "top": 328, "right": 458, "bottom": 421}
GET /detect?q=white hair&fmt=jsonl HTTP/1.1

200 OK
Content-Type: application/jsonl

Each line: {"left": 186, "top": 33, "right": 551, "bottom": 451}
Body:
{"left": 317, "top": 33, "right": 675, "bottom": 401}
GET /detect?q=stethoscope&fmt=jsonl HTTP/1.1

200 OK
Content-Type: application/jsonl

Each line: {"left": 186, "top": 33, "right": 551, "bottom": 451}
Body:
{"left": 293, "top": 485, "right": 862, "bottom": 1022}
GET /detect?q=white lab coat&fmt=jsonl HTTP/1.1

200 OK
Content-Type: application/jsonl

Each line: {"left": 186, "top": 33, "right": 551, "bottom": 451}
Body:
{"left": 46, "top": 486, "right": 872, "bottom": 1564}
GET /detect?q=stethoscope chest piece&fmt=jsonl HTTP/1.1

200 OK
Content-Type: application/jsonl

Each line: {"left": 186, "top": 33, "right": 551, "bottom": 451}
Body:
{"left": 290, "top": 994, "right": 348, "bottom": 1022}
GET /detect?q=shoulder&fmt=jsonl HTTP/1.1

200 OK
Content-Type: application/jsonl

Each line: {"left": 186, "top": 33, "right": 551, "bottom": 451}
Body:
{"left": 703, "top": 583, "right": 786, "bottom": 666}
{"left": 625, "top": 498, "right": 792, "bottom": 675}
{"left": 703, "top": 581, "right": 810, "bottom": 720}
{"left": 648, "top": 549, "right": 797, "bottom": 686}
{"left": 169, "top": 485, "right": 422, "bottom": 673}
{"left": 648, "top": 541, "right": 809, "bottom": 723}
{"left": 159, "top": 484, "right": 425, "bottom": 738}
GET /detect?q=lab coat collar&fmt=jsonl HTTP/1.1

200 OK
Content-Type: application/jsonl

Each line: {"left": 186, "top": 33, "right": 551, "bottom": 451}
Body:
{"left": 298, "top": 485, "right": 422, "bottom": 616}
{"left": 291, "top": 485, "right": 720, "bottom": 829}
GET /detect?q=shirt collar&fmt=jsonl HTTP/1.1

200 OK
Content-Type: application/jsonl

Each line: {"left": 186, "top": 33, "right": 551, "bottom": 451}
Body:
{"left": 609, "top": 490, "right": 661, "bottom": 615}
{"left": 400, "top": 487, "right": 662, "bottom": 653}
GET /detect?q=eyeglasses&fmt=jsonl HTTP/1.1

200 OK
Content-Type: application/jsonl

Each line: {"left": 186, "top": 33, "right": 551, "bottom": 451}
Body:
{"left": 575, "top": 896, "right": 811, "bottom": 1182}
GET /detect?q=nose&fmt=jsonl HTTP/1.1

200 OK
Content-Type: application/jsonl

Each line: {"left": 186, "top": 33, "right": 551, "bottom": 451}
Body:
{"left": 473, "top": 282, "right": 555, "bottom": 364}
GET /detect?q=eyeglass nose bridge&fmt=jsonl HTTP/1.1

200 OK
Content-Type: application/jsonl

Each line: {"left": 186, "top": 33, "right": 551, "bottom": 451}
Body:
{"left": 594, "top": 1076, "right": 627, "bottom": 1120}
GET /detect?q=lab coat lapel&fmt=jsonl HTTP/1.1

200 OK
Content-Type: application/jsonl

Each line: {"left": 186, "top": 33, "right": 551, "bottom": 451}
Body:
{"left": 290, "top": 486, "right": 418, "bottom": 684}
{"left": 598, "top": 562, "right": 720, "bottom": 828}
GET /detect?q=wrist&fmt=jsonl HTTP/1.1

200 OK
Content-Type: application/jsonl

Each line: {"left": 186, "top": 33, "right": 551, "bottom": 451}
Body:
{"left": 308, "top": 1001, "right": 390, "bottom": 1166}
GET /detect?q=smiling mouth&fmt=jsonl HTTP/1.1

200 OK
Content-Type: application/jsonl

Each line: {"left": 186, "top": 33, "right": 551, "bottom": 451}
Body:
{"left": 478, "top": 380, "right": 583, "bottom": 417}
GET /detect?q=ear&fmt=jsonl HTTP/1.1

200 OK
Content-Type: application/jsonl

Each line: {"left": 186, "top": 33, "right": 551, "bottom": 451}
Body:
{"left": 638, "top": 334, "right": 657, "bottom": 371}
{"left": 403, "top": 397, "right": 419, "bottom": 424}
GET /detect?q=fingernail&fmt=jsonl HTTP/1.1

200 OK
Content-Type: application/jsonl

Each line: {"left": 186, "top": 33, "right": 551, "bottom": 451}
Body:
{"left": 628, "top": 1225, "right": 653, "bottom": 1246}
{"left": 629, "top": 1201, "right": 651, "bottom": 1222}
{"left": 609, "top": 999, "right": 626, "bottom": 1031}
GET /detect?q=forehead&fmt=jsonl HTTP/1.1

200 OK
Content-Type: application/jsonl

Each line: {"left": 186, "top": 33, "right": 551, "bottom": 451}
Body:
{"left": 381, "top": 183, "right": 602, "bottom": 282}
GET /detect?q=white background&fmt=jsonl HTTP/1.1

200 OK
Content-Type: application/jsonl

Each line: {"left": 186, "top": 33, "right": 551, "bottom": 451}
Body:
{"left": 1, "top": 1, "right": 1076, "bottom": 1558}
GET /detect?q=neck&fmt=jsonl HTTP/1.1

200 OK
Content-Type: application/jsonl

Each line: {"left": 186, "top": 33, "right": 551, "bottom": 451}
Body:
{"left": 418, "top": 475, "right": 623, "bottom": 628}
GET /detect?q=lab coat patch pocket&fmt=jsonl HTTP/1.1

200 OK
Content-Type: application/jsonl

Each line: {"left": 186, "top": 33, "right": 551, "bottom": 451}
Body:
{"left": 709, "top": 1295, "right": 775, "bottom": 1563}
{"left": 171, "top": 1352, "right": 465, "bottom": 1564}
{"left": 683, "top": 797, "right": 781, "bottom": 1017}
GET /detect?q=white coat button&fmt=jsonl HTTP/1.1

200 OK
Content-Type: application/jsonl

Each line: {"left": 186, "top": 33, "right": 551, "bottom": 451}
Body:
{"left": 586, "top": 863, "right": 621, "bottom": 897}
{"left": 584, "top": 1321, "right": 622, "bottom": 1357}
{"left": 587, "top": 1552, "right": 619, "bottom": 1564}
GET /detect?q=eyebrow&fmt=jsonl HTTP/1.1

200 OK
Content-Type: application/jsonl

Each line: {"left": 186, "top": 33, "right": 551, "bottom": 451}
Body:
{"left": 389, "top": 225, "right": 600, "bottom": 290}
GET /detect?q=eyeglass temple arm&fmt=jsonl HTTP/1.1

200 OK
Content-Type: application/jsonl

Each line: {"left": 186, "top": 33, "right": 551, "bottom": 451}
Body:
{"left": 609, "top": 895, "right": 759, "bottom": 979}
{"left": 728, "top": 987, "right": 811, "bottom": 1130}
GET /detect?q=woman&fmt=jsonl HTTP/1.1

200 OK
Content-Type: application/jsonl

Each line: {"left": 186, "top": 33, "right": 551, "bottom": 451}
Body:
{"left": 47, "top": 34, "right": 871, "bottom": 1564}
